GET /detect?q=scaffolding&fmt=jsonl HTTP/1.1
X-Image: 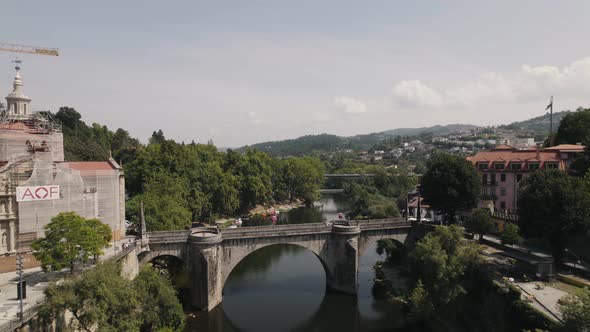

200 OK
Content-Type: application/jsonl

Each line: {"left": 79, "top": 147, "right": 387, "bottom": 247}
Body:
{"left": 0, "top": 112, "right": 63, "bottom": 163}
{"left": 15, "top": 155, "right": 123, "bottom": 249}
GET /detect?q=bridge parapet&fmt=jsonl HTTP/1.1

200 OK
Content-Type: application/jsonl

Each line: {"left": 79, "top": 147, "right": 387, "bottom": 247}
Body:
{"left": 189, "top": 228, "right": 222, "bottom": 244}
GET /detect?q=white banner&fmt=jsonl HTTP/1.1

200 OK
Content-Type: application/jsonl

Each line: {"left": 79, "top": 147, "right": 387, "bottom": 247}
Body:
{"left": 16, "top": 185, "right": 60, "bottom": 202}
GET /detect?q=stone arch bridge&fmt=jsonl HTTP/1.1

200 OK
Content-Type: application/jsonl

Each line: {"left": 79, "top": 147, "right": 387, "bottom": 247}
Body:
{"left": 126, "top": 219, "right": 427, "bottom": 311}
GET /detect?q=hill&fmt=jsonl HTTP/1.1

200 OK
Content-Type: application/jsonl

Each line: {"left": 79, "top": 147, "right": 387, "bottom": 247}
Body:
{"left": 238, "top": 124, "right": 477, "bottom": 156}
{"left": 498, "top": 111, "right": 570, "bottom": 133}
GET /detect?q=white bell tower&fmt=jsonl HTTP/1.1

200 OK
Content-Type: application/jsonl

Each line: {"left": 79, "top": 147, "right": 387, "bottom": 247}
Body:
{"left": 5, "top": 62, "right": 31, "bottom": 118}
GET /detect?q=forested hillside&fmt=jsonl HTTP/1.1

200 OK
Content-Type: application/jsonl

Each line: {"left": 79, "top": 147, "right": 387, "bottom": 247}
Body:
{"left": 239, "top": 124, "right": 477, "bottom": 157}
{"left": 499, "top": 110, "right": 570, "bottom": 132}
{"left": 49, "top": 106, "right": 141, "bottom": 164}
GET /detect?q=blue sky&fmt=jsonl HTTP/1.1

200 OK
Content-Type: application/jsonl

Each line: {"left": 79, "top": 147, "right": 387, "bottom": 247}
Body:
{"left": 2, "top": 1, "right": 590, "bottom": 146}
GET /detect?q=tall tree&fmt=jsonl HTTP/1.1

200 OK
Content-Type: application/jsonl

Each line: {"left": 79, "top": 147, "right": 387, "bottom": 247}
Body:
{"left": 420, "top": 153, "right": 481, "bottom": 223}
{"left": 554, "top": 107, "right": 590, "bottom": 175}
{"left": 128, "top": 172, "right": 192, "bottom": 231}
{"left": 134, "top": 267, "right": 186, "bottom": 332}
{"left": 500, "top": 223, "right": 523, "bottom": 246}
{"left": 464, "top": 208, "right": 494, "bottom": 241}
{"left": 517, "top": 170, "right": 590, "bottom": 266}
{"left": 32, "top": 212, "right": 112, "bottom": 273}
{"left": 409, "top": 225, "right": 482, "bottom": 306}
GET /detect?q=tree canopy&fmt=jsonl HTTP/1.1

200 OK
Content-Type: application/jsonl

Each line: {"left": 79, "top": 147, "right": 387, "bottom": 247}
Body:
{"left": 31, "top": 212, "right": 112, "bottom": 273}
{"left": 554, "top": 107, "right": 590, "bottom": 175}
{"left": 464, "top": 208, "right": 494, "bottom": 241}
{"left": 500, "top": 223, "right": 523, "bottom": 246}
{"left": 54, "top": 106, "right": 141, "bottom": 164}
{"left": 517, "top": 170, "right": 590, "bottom": 265}
{"left": 124, "top": 139, "right": 325, "bottom": 229}
{"left": 38, "top": 262, "right": 185, "bottom": 332}
{"left": 409, "top": 225, "right": 482, "bottom": 306}
{"left": 420, "top": 153, "right": 481, "bottom": 222}
{"left": 558, "top": 287, "right": 590, "bottom": 332}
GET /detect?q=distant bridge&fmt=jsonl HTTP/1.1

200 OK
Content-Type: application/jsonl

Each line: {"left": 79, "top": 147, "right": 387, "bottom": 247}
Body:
{"left": 125, "top": 219, "right": 429, "bottom": 311}
{"left": 323, "top": 173, "right": 375, "bottom": 178}
{"left": 319, "top": 188, "right": 345, "bottom": 194}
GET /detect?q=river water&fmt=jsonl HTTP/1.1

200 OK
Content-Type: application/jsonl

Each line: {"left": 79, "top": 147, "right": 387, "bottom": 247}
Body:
{"left": 187, "top": 195, "right": 404, "bottom": 332}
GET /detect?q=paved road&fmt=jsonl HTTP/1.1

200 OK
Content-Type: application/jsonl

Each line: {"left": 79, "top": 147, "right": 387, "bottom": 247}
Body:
{"left": 515, "top": 282, "right": 567, "bottom": 322}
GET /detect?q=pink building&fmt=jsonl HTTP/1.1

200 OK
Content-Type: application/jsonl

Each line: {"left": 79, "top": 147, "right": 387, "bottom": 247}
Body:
{"left": 466, "top": 144, "right": 585, "bottom": 212}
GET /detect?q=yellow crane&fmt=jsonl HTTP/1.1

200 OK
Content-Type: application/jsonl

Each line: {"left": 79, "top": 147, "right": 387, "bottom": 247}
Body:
{"left": 0, "top": 42, "right": 59, "bottom": 56}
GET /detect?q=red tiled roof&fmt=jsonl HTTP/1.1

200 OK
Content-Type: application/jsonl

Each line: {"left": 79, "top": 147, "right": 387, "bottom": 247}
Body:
{"left": 543, "top": 144, "right": 585, "bottom": 152}
{"left": 62, "top": 161, "right": 116, "bottom": 171}
{"left": 408, "top": 196, "right": 430, "bottom": 208}
{"left": 492, "top": 144, "right": 517, "bottom": 151}
{"left": 467, "top": 150, "right": 561, "bottom": 163}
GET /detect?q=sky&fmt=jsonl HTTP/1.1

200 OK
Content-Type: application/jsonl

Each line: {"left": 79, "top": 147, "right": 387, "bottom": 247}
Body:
{"left": 1, "top": 1, "right": 590, "bottom": 147}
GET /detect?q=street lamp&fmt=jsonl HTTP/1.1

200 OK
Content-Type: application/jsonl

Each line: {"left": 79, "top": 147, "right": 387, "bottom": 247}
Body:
{"left": 565, "top": 249, "right": 585, "bottom": 270}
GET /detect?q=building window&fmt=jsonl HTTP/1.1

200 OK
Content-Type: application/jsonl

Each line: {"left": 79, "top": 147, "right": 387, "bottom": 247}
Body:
{"left": 490, "top": 174, "right": 496, "bottom": 184}
{"left": 478, "top": 162, "right": 488, "bottom": 170}
{"left": 500, "top": 174, "right": 506, "bottom": 182}
{"left": 500, "top": 201, "right": 506, "bottom": 210}
{"left": 516, "top": 174, "right": 523, "bottom": 182}
{"left": 494, "top": 162, "right": 505, "bottom": 170}
{"left": 528, "top": 163, "right": 540, "bottom": 170}
{"left": 23, "top": 104, "right": 26, "bottom": 114}
{"left": 546, "top": 162, "right": 558, "bottom": 169}
{"left": 511, "top": 163, "right": 522, "bottom": 171}
{"left": 500, "top": 187, "right": 506, "bottom": 196}
{"left": 482, "top": 174, "right": 488, "bottom": 184}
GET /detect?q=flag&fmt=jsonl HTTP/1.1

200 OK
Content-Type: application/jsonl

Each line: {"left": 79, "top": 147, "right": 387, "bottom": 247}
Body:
{"left": 545, "top": 96, "right": 553, "bottom": 110}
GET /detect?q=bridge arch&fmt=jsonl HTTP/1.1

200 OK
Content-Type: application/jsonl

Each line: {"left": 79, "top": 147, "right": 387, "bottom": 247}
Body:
{"left": 220, "top": 239, "right": 333, "bottom": 288}
{"left": 137, "top": 246, "right": 186, "bottom": 267}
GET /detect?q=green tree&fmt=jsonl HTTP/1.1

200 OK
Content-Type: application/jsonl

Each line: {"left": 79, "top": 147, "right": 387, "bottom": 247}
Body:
{"left": 409, "top": 225, "right": 482, "bottom": 306}
{"left": 407, "top": 279, "right": 434, "bottom": 322}
{"left": 500, "top": 223, "right": 523, "bottom": 246}
{"left": 134, "top": 267, "right": 185, "bottom": 332}
{"left": 420, "top": 153, "right": 481, "bottom": 223}
{"left": 150, "top": 129, "right": 166, "bottom": 145}
{"left": 554, "top": 107, "right": 590, "bottom": 175}
{"left": 517, "top": 170, "right": 590, "bottom": 266}
{"left": 128, "top": 172, "right": 192, "bottom": 231}
{"left": 31, "top": 212, "right": 112, "bottom": 273}
{"left": 282, "top": 157, "right": 324, "bottom": 205}
{"left": 376, "top": 239, "right": 405, "bottom": 262}
{"left": 38, "top": 262, "right": 141, "bottom": 331}
{"left": 464, "top": 208, "right": 494, "bottom": 241}
{"left": 558, "top": 288, "right": 590, "bottom": 332}
{"left": 38, "top": 262, "right": 185, "bottom": 331}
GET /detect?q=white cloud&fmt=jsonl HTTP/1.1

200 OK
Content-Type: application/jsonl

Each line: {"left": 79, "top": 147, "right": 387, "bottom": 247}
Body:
{"left": 391, "top": 57, "right": 590, "bottom": 109}
{"left": 392, "top": 80, "right": 443, "bottom": 108}
{"left": 247, "top": 111, "right": 263, "bottom": 125}
{"left": 332, "top": 96, "right": 368, "bottom": 114}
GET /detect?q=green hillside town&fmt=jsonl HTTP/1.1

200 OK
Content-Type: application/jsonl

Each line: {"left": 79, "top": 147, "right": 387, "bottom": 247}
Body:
{"left": 0, "top": 2, "right": 590, "bottom": 332}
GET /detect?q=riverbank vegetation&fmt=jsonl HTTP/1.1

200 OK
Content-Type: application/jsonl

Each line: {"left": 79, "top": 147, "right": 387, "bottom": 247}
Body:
{"left": 375, "top": 226, "right": 558, "bottom": 332}
{"left": 322, "top": 157, "right": 417, "bottom": 219}
{"left": 38, "top": 262, "right": 185, "bottom": 331}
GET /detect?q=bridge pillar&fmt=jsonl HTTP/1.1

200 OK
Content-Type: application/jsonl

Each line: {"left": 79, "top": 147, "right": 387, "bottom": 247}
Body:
{"left": 323, "top": 225, "right": 360, "bottom": 295}
{"left": 187, "top": 231, "right": 223, "bottom": 311}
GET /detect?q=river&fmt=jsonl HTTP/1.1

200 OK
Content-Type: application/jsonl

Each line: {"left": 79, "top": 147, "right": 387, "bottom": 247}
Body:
{"left": 186, "top": 194, "right": 405, "bottom": 332}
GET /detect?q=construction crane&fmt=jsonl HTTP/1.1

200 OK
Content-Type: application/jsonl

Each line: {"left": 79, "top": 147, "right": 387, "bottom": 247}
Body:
{"left": 0, "top": 42, "right": 59, "bottom": 56}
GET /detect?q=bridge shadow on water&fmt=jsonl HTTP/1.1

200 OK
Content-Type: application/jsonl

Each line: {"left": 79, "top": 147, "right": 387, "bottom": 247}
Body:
{"left": 185, "top": 242, "right": 406, "bottom": 332}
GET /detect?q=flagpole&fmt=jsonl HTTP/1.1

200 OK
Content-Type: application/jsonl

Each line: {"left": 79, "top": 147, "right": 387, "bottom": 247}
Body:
{"left": 548, "top": 96, "right": 554, "bottom": 146}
